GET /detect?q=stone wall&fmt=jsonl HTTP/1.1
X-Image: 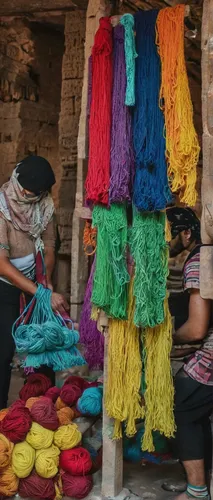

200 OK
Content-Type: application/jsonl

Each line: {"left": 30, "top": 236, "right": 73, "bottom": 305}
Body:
{"left": 0, "top": 18, "right": 64, "bottom": 206}
{"left": 56, "top": 11, "right": 86, "bottom": 299}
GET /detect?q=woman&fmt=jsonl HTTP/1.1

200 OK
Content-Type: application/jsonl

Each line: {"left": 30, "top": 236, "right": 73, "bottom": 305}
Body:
{"left": 0, "top": 155, "right": 69, "bottom": 409}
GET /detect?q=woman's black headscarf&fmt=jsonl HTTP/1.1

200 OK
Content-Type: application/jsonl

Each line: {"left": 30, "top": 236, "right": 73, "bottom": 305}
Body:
{"left": 167, "top": 207, "right": 200, "bottom": 242}
{"left": 16, "top": 156, "right": 55, "bottom": 194}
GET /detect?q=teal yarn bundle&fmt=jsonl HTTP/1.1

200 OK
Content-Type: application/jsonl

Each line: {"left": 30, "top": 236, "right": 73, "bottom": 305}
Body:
{"left": 77, "top": 386, "right": 103, "bottom": 416}
{"left": 92, "top": 204, "right": 129, "bottom": 319}
{"left": 133, "top": 10, "right": 171, "bottom": 211}
{"left": 130, "top": 210, "right": 168, "bottom": 327}
{"left": 123, "top": 427, "right": 169, "bottom": 463}
{"left": 120, "top": 14, "right": 137, "bottom": 106}
{"left": 13, "top": 285, "right": 86, "bottom": 371}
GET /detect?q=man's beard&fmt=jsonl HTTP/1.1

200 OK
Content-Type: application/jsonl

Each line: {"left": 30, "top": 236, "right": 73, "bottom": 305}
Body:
{"left": 170, "top": 234, "right": 185, "bottom": 257}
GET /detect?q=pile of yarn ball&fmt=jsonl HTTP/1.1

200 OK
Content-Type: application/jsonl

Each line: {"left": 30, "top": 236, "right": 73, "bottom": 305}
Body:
{"left": 0, "top": 373, "right": 102, "bottom": 499}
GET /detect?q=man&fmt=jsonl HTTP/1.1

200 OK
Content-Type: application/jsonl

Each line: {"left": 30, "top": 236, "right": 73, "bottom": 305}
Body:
{"left": 165, "top": 207, "right": 213, "bottom": 500}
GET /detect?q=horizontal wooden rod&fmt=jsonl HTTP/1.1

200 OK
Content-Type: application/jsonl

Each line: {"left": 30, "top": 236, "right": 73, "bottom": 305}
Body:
{"left": 111, "top": 5, "right": 190, "bottom": 25}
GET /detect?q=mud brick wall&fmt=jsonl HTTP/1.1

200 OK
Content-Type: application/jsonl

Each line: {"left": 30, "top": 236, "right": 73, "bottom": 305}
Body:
{"left": 0, "top": 18, "right": 64, "bottom": 205}
{"left": 56, "top": 11, "right": 86, "bottom": 299}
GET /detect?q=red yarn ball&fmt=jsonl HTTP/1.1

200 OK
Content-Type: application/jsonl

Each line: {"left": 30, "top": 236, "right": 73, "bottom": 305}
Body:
{"left": 64, "top": 376, "right": 86, "bottom": 390}
{"left": 60, "top": 447, "right": 92, "bottom": 476}
{"left": 0, "top": 400, "right": 32, "bottom": 443}
{"left": 45, "top": 387, "right": 61, "bottom": 403}
{"left": 19, "top": 470, "right": 55, "bottom": 499}
{"left": 62, "top": 473, "right": 93, "bottom": 499}
{"left": 30, "top": 397, "right": 59, "bottom": 431}
{"left": 19, "top": 374, "right": 52, "bottom": 402}
{"left": 60, "top": 384, "right": 82, "bottom": 406}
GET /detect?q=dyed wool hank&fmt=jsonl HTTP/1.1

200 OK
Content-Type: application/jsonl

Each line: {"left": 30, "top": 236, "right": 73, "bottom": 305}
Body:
{"left": 130, "top": 210, "right": 168, "bottom": 327}
{"left": 92, "top": 204, "right": 129, "bottom": 319}
{"left": 85, "top": 17, "right": 113, "bottom": 205}
{"left": 105, "top": 279, "right": 143, "bottom": 438}
{"left": 156, "top": 5, "right": 200, "bottom": 206}
{"left": 79, "top": 258, "right": 104, "bottom": 370}
{"left": 109, "top": 24, "right": 134, "bottom": 204}
{"left": 142, "top": 297, "right": 175, "bottom": 451}
{"left": 133, "top": 10, "right": 171, "bottom": 211}
{"left": 120, "top": 14, "right": 137, "bottom": 106}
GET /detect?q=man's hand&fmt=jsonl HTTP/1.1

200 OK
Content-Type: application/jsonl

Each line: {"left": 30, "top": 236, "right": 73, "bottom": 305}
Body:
{"left": 51, "top": 292, "right": 69, "bottom": 314}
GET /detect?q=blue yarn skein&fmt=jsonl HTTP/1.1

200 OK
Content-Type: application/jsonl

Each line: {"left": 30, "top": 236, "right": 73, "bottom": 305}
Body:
{"left": 133, "top": 10, "right": 172, "bottom": 211}
{"left": 77, "top": 387, "right": 103, "bottom": 416}
{"left": 13, "top": 284, "right": 85, "bottom": 371}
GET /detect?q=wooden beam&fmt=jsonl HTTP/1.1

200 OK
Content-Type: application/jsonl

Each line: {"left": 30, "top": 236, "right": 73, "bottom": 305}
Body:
{"left": 0, "top": 0, "right": 88, "bottom": 15}
{"left": 200, "top": 0, "right": 213, "bottom": 301}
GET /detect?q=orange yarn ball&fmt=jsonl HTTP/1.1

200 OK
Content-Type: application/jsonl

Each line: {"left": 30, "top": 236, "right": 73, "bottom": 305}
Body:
{"left": 57, "top": 407, "right": 75, "bottom": 426}
{"left": 55, "top": 397, "right": 66, "bottom": 411}
{"left": 0, "top": 408, "right": 9, "bottom": 422}
{"left": 25, "top": 397, "right": 41, "bottom": 410}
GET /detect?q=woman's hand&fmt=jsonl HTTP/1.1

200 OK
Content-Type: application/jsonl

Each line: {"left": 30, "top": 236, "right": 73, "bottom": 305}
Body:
{"left": 51, "top": 292, "right": 69, "bottom": 314}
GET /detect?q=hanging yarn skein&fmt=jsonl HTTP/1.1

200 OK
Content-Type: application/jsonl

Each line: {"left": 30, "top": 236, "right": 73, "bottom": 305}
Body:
{"left": 105, "top": 278, "right": 143, "bottom": 439}
{"left": 130, "top": 210, "right": 168, "bottom": 327}
{"left": 133, "top": 10, "right": 171, "bottom": 211}
{"left": 79, "top": 258, "right": 104, "bottom": 370}
{"left": 142, "top": 297, "right": 175, "bottom": 452}
{"left": 92, "top": 204, "right": 129, "bottom": 319}
{"left": 85, "top": 17, "right": 113, "bottom": 205}
{"left": 120, "top": 14, "right": 137, "bottom": 107}
{"left": 109, "top": 24, "right": 134, "bottom": 204}
{"left": 156, "top": 5, "right": 200, "bottom": 206}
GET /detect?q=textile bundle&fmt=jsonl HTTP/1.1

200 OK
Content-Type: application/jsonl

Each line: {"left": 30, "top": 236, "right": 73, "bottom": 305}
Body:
{"left": 85, "top": 17, "right": 113, "bottom": 205}
{"left": 109, "top": 24, "right": 134, "bottom": 204}
{"left": 92, "top": 204, "right": 129, "bottom": 319}
{"left": 156, "top": 4, "right": 200, "bottom": 205}
{"left": 0, "top": 374, "right": 102, "bottom": 499}
{"left": 133, "top": 10, "right": 171, "bottom": 211}
{"left": 130, "top": 210, "right": 168, "bottom": 327}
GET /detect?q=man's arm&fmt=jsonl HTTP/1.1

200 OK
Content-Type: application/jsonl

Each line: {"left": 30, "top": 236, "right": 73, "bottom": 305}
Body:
{"left": 173, "top": 289, "right": 211, "bottom": 344}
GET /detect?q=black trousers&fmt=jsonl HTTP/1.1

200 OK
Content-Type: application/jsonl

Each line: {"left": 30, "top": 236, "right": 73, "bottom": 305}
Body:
{"left": 174, "top": 368, "right": 213, "bottom": 467}
{"left": 0, "top": 280, "right": 55, "bottom": 410}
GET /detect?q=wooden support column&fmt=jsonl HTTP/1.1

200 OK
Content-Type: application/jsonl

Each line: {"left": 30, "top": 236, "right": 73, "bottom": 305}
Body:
{"left": 97, "top": 314, "right": 123, "bottom": 498}
{"left": 200, "top": 0, "right": 213, "bottom": 300}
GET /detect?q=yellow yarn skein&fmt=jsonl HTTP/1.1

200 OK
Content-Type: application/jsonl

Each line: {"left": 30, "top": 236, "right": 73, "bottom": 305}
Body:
{"left": 54, "top": 424, "right": 81, "bottom": 451}
{"left": 0, "top": 433, "right": 14, "bottom": 469}
{"left": 0, "top": 466, "right": 19, "bottom": 497}
{"left": 12, "top": 441, "right": 35, "bottom": 478}
{"left": 26, "top": 422, "right": 54, "bottom": 450}
{"left": 35, "top": 444, "right": 60, "bottom": 478}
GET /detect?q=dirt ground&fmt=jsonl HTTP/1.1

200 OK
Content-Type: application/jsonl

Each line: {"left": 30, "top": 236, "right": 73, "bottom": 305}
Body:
{"left": 9, "top": 371, "right": 183, "bottom": 500}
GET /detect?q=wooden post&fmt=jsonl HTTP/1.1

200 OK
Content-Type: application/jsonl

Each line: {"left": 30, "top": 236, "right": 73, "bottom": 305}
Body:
{"left": 200, "top": 0, "right": 213, "bottom": 300}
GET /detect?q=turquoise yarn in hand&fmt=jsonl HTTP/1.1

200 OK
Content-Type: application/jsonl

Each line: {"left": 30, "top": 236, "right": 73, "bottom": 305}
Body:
{"left": 13, "top": 285, "right": 85, "bottom": 371}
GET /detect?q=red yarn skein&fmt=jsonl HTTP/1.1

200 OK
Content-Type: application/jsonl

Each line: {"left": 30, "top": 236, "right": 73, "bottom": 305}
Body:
{"left": 45, "top": 387, "right": 60, "bottom": 403}
{"left": 19, "top": 374, "right": 52, "bottom": 402}
{"left": 30, "top": 397, "right": 59, "bottom": 431}
{"left": 60, "top": 447, "right": 92, "bottom": 476}
{"left": 62, "top": 473, "right": 93, "bottom": 499}
{"left": 19, "top": 470, "right": 55, "bottom": 499}
{"left": 60, "top": 384, "right": 82, "bottom": 406}
{"left": 0, "top": 400, "right": 31, "bottom": 443}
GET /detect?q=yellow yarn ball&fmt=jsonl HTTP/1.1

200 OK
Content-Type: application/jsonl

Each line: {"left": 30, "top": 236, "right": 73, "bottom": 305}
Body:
{"left": 35, "top": 444, "right": 60, "bottom": 478}
{"left": 0, "top": 433, "right": 14, "bottom": 469}
{"left": 12, "top": 441, "right": 35, "bottom": 479}
{"left": 54, "top": 423, "right": 81, "bottom": 451}
{"left": 26, "top": 422, "right": 54, "bottom": 450}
